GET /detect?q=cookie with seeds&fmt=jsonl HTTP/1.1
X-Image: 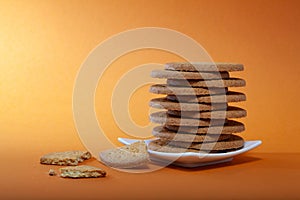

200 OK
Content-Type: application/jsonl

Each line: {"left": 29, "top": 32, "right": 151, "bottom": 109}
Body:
{"left": 167, "top": 78, "right": 246, "bottom": 88}
{"left": 165, "top": 62, "right": 244, "bottom": 72}
{"left": 40, "top": 150, "right": 92, "bottom": 166}
{"left": 151, "top": 70, "right": 229, "bottom": 79}
{"left": 60, "top": 165, "right": 106, "bottom": 178}
{"left": 167, "top": 106, "right": 247, "bottom": 119}
{"left": 152, "top": 126, "right": 231, "bottom": 142}
{"left": 166, "top": 91, "right": 246, "bottom": 103}
{"left": 149, "top": 97, "right": 227, "bottom": 111}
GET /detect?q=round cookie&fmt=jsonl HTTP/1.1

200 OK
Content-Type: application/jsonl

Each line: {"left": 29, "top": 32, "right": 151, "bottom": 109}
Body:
{"left": 150, "top": 111, "right": 227, "bottom": 126}
{"left": 166, "top": 120, "right": 245, "bottom": 134}
{"left": 165, "top": 62, "right": 244, "bottom": 72}
{"left": 148, "top": 140, "right": 199, "bottom": 153}
{"left": 148, "top": 134, "right": 244, "bottom": 153}
{"left": 166, "top": 134, "right": 244, "bottom": 150}
{"left": 167, "top": 78, "right": 246, "bottom": 88}
{"left": 167, "top": 106, "right": 247, "bottom": 119}
{"left": 151, "top": 70, "right": 230, "bottom": 79}
{"left": 149, "top": 97, "right": 227, "bottom": 111}
{"left": 152, "top": 126, "right": 232, "bottom": 142}
{"left": 166, "top": 91, "right": 246, "bottom": 103}
{"left": 150, "top": 84, "right": 227, "bottom": 95}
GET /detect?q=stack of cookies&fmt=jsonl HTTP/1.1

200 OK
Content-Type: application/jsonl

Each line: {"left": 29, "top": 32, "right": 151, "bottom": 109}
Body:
{"left": 148, "top": 62, "right": 247, "bottom": 153}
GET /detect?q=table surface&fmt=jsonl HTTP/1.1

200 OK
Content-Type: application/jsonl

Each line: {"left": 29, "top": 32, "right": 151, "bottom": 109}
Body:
{"left": 1, "top": 152, "right": 299, "bottom": 200}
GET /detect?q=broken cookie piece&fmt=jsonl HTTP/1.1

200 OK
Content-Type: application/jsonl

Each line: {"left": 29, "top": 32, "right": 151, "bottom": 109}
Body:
{"left": 40, "top": 150, "right": 92, "bottom": 166}
{"left": 60, "top": 165, "right": 106, "bottom": 178}
{"left": 99, "top": 141, "right": 149, "bottom": 169}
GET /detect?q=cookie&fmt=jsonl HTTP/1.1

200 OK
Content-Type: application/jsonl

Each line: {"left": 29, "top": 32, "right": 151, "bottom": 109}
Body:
{"left": 60, "top": 165, "right": 106, "bottom": 178}
{"left": 151, "top": 70, "right": 230, "bottom": 79}
{"left": 148, "top": 134, "right": 244, "bottom": 153}
{"left": 167, "top": 106, "right": 247, "bottom": 119}
{"left": 165, "top": 62, "right": 244, "bottom": 72}
{"left": 148, "top": 141, "right": 199, "bottom": 153}
{"left": 152, "top": 126, "right": 232, "bottom": 142}
{"left": 149, "top": 97, "right": 227, "bottom": 111}
{"left": 167, "top": 78, "right": 246, "bottom": 88}
{"left": 166, "top": 91, "right": 246, "bottom": 103}
{"left": 150, "top": 111, "right": 227, "bottom": 126}
{"left": 40, "top": 150, "right": 92, "bottom": 166}
{"left": 148, "top": 140, "right": 199, "bottom": 153}
{"left": 150, "top": 84, "right": 227, "bottom": 96}
{"left": 99, "top": 141, "right": 149, "bottom": 168}
{"left": 166, "top": 120, "right": 245, "bottom": 134}
{"left": 166, "top": 134, "right": 244, "bottom": 150}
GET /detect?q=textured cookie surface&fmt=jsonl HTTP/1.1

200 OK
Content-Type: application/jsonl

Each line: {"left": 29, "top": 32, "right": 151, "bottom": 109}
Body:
{"left": 148, "top": 141, "right": 199, "bottom": 153}
{"left": 167, "top": 78, "right": 246, "bottom": 88}
{"left": 166, "top": 120, "right": 245, "bottom": 134}
{"left": 40, "top": 151, "right": 92, "bottom": 166}
{"left": 150, "top": 111, "right": 227, "bottom": 126}
{"left": 150, "top": 84, "right": 227, "bottom": 95}
{"left": 152, "top": 126, "right": 231, "bottom": 142}
{"left": 149, "top": 97, "right": 227, "bottom": 111}
{"left": 60, "top": 165, "right": 106, "bottom": 178}
{"left": 166, "top": 91, "right": 246, "bottom": 103}
{"left": 151, "top": 70, "right": 230, "bottom": 79}
{"left": 148, "top": 134, "right": 244, "bottom": 153}
{"left": 165, "top": 62, "right": 244, "bottom": 72}
{"left": 167, "top": 106, "right": 247, "bottom": 119}
{"left": 167, "top": 134, "right": 244, "bottom": 150}
{"left": 99, "top": 141, "right": 149, "bottom": 169}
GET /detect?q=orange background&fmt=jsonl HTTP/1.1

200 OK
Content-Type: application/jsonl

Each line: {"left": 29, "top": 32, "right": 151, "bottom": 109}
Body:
{"left": 1, "top": 0, "right": 300, "bottom": 199}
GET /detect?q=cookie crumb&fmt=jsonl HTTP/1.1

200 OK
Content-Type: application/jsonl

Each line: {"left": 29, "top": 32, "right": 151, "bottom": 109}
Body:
{"left": 49, "top": 169, "right": 56, "bottom": 176}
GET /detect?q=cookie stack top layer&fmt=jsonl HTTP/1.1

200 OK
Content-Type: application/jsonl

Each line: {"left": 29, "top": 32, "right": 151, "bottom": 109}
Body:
{"left": 148, "top": 62, "right": 247, "bottom": 153}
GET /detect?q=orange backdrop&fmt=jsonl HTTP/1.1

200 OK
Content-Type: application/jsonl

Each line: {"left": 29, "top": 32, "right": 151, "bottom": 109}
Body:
{"left": 1, "top": 0, "right": 300, "bottom": 159}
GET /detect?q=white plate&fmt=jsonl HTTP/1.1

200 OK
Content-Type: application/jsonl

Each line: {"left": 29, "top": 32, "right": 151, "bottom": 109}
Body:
{"left": 118, "top": 138, "right": 262, "bottom": 168}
